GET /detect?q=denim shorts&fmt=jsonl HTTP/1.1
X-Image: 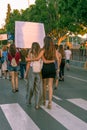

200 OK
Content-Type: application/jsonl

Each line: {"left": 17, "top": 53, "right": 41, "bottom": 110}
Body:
{"left": 8, "top": 65, "right": 20, "bottom": 72}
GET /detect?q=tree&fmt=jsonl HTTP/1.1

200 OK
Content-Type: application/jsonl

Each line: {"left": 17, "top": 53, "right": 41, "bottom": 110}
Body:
{"left": 28, "top": 0, "right": 49, "bottom": 33}
{"left": 6, "top": 9, "right": 21, "bottom": 34}
{"left": 57, "top": 0, "right": 87, "bottom": 34}
{"left": 4, "top": 4, "right": 11, "bottom": 30}
{"left": 4, "top": 0, "right": 87, "bottom": 42}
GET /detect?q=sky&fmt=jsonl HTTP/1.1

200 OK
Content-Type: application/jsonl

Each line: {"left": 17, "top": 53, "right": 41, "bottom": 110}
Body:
{"left": 0, "top": 0, "right": 35, "bottom": 28}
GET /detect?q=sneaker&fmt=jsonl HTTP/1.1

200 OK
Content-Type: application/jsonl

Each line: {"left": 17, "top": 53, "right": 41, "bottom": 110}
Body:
{"left": 35, "top": 105, "right": 40, "bottom": 110}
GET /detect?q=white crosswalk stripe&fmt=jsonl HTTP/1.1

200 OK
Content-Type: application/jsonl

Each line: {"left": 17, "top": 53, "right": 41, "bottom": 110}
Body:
{"left": 67, "top": 98, "right": 87, "bottom": 111}
{"left": 41, "top": 100, "right": 87, "bottom": 130}
{"left": 66, "top": 75, "right": 87, "bottom": 83}
{"left": 53, "top": 95, "right": 62, "bottom": 100}
{"left": 1, "top": 103, "right": 40, "bottom": 130}
{"left": 0, "top": 98, "right": 87, "bottom": 130}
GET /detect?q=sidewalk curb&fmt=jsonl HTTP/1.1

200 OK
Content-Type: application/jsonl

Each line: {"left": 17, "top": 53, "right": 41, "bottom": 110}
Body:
{"left": 70, "top": 60, "right": 87, "bottom": 71}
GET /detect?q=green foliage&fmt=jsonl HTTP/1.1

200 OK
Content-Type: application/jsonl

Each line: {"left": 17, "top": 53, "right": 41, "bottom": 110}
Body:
{"left": 2, "top": 0, "right": 87, "bottom": 39}
{"left": 0, "top": 29, "right": 6, "bottom": 34}
{"left": 5, "top": 4, "right": 11, "bottom": 25}
{"left": 76, "top": 0, "right": 87, "bottom": 25}
{"left": 6, "top": 9, "right": 21, "bottom": 34}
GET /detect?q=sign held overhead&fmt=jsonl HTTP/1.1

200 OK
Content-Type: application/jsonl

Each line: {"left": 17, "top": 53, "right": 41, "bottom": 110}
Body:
{"left": 15, "top": 21, "right": 45, "bottom": 48}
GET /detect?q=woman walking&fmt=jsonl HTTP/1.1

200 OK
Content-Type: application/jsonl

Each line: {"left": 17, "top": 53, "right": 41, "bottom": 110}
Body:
{"left": 7, "top": 44, "right": 21, "bottom": 93}
{"left": 59, "top": 45, "right": 66, "bottom": 81}
{"left": 26, "top": 42, "right": 43, "bottom": 109}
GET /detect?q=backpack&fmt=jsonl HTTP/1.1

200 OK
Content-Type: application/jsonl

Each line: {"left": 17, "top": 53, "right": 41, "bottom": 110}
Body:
{"left": 32, "top": 59, "right": 43, "bottom": 73}
{"left": 11, "top": 57, "right": 17, "bottom": 67}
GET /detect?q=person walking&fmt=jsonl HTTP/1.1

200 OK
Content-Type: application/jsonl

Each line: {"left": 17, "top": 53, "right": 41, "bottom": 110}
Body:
{"left": 20, "top": 48, "right": 27, "bottom": 79}
{"left": 59, "top": 45, "right": 66, "bottom": 81}
{"left": 1, "top": 45, "right": 8, "bottom": 79}
{"left": 65, "top": 46, "right": 72, "bottom": 70}
{"left": 0, "top": 50, "right": 4, "bottom": 78}
{"left": 27, "top": 36, "right": 60, "bottom": 109}
{"left": 54, "top": 44, "right": 61, "bottom": 90}
{"left": 7, "top": 44, "right": 21, "bottom": 93}
{"left": 26, "top": 42, "right": 43, "bottom": 109}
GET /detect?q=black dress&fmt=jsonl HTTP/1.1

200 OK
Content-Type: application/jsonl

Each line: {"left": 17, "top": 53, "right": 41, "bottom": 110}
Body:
{"left": 42, "top": 63, "right": 56, "bottom": 79}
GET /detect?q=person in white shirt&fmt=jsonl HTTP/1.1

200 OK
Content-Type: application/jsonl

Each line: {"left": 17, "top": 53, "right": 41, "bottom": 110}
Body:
{"left": 65, "top": 46, "right": 72, "bottom": 70}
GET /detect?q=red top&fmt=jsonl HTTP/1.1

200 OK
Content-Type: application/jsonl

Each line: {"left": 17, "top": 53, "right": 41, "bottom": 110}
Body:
{"left": 8, "top": 52, "right": 21, "bottom": 65}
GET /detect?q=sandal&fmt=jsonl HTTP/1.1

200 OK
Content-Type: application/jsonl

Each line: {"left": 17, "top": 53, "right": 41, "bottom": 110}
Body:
{"left": 47, "top": 102, "right": 52, "bottom": 109}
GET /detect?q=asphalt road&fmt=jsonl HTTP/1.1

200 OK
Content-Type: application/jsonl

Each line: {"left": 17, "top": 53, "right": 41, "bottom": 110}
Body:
{"left": 0, "top": 66, "right": 87, "bottom": 130}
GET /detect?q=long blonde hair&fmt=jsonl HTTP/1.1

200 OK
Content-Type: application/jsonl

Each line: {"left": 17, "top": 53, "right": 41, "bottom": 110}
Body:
{"left": 31, "top": 42, "right": 41, "bottom": 58}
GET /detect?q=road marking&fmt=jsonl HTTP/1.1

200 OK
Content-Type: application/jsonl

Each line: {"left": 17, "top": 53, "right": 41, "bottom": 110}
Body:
{"left": 67, "top": 98, "right": 87, "bottom": 111}
{"left": 66, "top": 75, "right": 87, "bottom": 83}
{"left": 1, "top": 103, "right": 40, "bottom": 130}
{"left": 53, "top": 95, "right": 62, "bottom": 100}
{"left": 41, "top": 101, "right": 87, "bottom": 130}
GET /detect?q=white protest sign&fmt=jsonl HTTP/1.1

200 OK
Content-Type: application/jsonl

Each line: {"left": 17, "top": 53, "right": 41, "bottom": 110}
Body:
{"left": 15, "top": 21, "right": 45, "bottom": 48}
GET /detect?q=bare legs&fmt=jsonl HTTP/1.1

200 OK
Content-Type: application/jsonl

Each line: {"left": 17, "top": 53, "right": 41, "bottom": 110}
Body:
{"left": 15, "top": 72, "right": 18, "bottom": 90}
{"left": 43, "top": 78, "right": 54, "bottom": 109}
{"left": 54, "top": 78, "right": 59, "bottom": 90}
{"left": 43, "top": 79, "right": 47, "bottom": 105}
{"left": 11, "top": 71, "right": 18, "bottom": 92}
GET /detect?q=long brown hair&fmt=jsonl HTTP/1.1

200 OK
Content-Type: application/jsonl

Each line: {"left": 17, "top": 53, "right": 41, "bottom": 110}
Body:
{"left": 44, "top": 36, "right": 56, "bottom": 60}
{"left": 9, "top": 44, "right": 16, "bottom": 57}
{"left": 59, "top": 45, "right": 65, "bottom": 59}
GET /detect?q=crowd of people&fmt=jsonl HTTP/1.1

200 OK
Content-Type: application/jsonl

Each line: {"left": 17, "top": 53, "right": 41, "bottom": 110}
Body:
{"left": 0, "top": 36, "right": 72, "bottom": 110}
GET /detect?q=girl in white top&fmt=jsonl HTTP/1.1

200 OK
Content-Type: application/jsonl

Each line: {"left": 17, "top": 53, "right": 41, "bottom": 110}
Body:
{"left": 26, "top": 42, "right": 43, "bottom": 109}
{"left": 65, "top": 46, "right": 72, "bottom": 70}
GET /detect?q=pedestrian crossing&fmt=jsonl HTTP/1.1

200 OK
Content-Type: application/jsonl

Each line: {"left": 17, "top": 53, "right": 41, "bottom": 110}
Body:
{"left": 0, "top": 98, "right": 87, "bottom": 130}
{"left": 41, "top": 101, "right": 87, "bottom": 130}
{"left": 67, "top": 98, "right": 87, "bottom": 111}
{"left": 53, "top": 95, "right": 62, "bottom": 101}
{"left": 1, "top": 103, "right": 40, "bottom": 130}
